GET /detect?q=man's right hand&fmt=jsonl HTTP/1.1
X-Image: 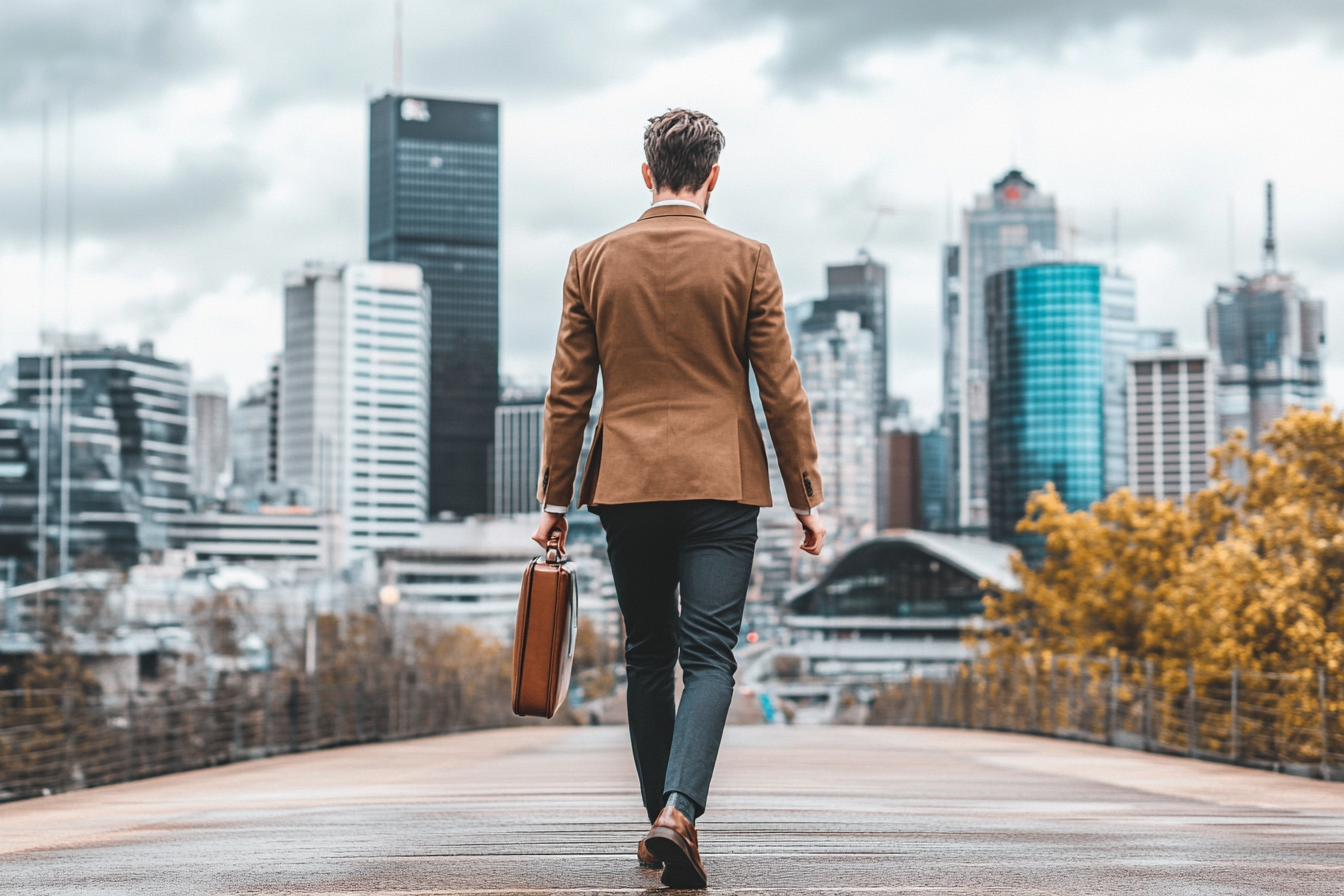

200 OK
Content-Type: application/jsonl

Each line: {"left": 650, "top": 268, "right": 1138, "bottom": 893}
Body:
{"left": 798, "top": 512, "right": 826, "bottom": 556}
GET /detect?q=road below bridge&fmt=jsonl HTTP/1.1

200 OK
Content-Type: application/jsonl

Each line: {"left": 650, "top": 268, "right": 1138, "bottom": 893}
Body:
{"left": 2, "top": 725, "right": 1342, "bottom": 894}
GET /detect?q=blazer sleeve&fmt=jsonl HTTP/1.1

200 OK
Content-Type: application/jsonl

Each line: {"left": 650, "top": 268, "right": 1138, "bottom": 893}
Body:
{"left": 746, "top": 244, "right": 824, "bottom": 513}
{"left": 538, "top": 250, "right": 599, "bottom": 509}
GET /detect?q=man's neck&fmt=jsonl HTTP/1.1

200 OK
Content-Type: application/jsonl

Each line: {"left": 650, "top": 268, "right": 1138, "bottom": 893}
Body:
{"left": 651, "top": 191, "right": 706, "bottom": 211}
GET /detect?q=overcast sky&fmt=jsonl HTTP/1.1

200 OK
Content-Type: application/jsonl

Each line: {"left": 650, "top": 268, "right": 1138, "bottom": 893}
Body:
{"left": 2, "top": 1, "right": 1343, "bottom": 423}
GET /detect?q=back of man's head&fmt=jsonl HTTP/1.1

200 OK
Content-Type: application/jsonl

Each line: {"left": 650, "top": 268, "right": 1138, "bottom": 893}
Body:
{"left": 644, "top": 109, "right": 725, "bottom": 194}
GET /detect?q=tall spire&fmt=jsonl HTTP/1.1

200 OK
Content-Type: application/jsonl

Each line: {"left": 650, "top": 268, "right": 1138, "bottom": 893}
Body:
{"left": 1262, "top": 180, "right": 1277, "bottom": 273}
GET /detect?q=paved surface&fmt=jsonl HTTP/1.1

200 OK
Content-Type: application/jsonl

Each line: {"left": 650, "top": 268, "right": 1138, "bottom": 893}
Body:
{"left": 2, "top": 725, "right": 1343, "bottom": 895}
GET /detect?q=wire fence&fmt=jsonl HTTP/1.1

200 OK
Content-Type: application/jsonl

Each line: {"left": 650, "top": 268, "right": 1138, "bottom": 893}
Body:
{"left": 867, "top": 654, "right": 1343, "bottom": 780}
{"left": 0, "top": 613, "right": 525, "bottom": 802}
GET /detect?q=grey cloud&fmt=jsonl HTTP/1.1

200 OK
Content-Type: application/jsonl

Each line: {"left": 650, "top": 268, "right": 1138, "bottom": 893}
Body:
{"left": 116, "top": 287, "right": 198, "bottom": 337}
{"left": 74, "top": 146, "right": 267, "bottom": 237}
{"left": 690, "top": 1, "right": 1344, "bottom": 91}
{"left": 0, "top": 1, "right": 217, "bottom": 118}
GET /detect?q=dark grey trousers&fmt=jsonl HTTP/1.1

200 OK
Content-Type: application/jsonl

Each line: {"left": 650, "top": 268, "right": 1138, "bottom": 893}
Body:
{"left": 596, "top": 500, "right": 759, "bottom": 823}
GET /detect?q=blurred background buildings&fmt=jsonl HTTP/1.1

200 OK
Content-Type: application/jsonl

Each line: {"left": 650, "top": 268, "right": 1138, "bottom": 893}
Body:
{"left": 0, "top": 74, "right": 1327, "bottom": 725}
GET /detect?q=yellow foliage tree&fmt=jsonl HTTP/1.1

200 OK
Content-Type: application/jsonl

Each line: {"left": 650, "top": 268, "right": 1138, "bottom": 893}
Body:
{"left": 982, "top": 407, "right": 1344, "bottom": 677}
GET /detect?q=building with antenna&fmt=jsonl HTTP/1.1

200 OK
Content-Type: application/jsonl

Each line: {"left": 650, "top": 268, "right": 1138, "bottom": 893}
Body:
{"left": 954, "top": 170, "right": 1065, "bottom": 535}
{"left": 1206, "top": 182, "right": 1325, "bottom": 449}
{"left": 368, "top": 93, "right": 500, "bottom": 519}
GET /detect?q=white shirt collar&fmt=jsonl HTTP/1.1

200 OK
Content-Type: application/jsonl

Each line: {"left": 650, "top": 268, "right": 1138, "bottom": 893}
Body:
{"left": 649, "top": 199, "right": 703, "bottom": 211}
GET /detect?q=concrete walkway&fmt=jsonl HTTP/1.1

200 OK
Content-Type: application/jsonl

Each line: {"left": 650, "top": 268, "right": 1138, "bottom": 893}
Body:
{"left": 2, "top": 725, "right": 1342, "bottom": 895}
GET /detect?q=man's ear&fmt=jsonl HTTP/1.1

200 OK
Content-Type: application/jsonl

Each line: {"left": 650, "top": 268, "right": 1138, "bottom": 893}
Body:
{"left": 642, "top": 163, "right": 654, "bottom": 191}
{"left": 705, "top": 165, "right": 720, "bottom": 193}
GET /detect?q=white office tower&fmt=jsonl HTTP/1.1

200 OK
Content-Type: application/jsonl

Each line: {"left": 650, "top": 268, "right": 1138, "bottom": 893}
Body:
{"left": 796, "top": 310, "right": 877, "bottom": 544}
{"left": 493, "top": 401, "right": 543, "bottom": 515}
{"left": 190, "top": 378, "right": 231, "bottom": 500}
{"left": 1127, "top": 352, "right": 1214, "bottom": 500}
{"left": 956, "top": 170, "right": 1063, "bottom": 534}
{"left": 281, "top": 261, "right": 430, "bottom": 564}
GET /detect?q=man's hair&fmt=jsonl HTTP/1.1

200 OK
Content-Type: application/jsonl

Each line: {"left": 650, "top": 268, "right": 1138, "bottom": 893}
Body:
{"left": 643, "top": 109, "right": 725, "bottom": 194}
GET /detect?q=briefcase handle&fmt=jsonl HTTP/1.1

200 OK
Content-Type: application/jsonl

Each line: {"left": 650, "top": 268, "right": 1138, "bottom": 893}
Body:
{"left": 545, "top": 531, "right": 567, "bottom": 565}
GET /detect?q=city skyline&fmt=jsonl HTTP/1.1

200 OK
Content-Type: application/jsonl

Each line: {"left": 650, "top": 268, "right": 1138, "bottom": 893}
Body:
{"left": 0, "top": 3, "right": 1342, "bottom": 428}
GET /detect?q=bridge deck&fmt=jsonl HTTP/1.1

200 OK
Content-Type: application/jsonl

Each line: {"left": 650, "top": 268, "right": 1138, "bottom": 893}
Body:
{"left": 2, "top": 725, "right": 1342, "bottom": 895}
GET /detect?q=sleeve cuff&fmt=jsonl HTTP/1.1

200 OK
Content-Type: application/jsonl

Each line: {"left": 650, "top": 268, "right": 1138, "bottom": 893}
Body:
{"left": 794, "top": 503, "right": 821, "bottom": 516}
{"left": 543, "top": 504, "right": 569, "bottom": 514}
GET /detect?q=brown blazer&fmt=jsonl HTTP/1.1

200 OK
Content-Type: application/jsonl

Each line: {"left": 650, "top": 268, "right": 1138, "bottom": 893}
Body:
{"left": 538, "top": 204, "right": 823, "bottom": 513}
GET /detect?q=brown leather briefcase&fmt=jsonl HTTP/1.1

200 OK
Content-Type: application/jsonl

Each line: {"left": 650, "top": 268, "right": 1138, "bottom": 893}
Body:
{"left": 511, "top": 533, "right": 578, "bottom": 718}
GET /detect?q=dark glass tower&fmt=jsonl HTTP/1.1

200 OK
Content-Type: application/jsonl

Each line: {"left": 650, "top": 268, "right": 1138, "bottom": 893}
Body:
{"left": 369, "top": 94, "right": 499, "bottom": 517}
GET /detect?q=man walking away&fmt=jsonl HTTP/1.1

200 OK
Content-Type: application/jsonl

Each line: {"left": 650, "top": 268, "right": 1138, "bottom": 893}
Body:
{"left": 533, "top": 108, "right": 826, "bottom": 890}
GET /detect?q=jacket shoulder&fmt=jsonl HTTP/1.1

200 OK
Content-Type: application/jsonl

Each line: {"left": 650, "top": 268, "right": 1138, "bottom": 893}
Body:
{"left": 572, "top": 216, "right": 768, "bottom": 264}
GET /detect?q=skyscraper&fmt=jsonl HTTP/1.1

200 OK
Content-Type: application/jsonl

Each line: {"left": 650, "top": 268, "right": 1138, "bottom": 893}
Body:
{"left": 796, "top": 310, "right": 877, "bottom": 541}
{"left": 369, "top": 93, "right": 499, "bottom": 518}
{"left": 958, "top": 170, "right": 1062, "bottom": 534}
{"left": 230, "top": 372, "right": 278, "bottom": 500}
{"left": 817, "top": 257, "right": 887, "bottom": 417}
{"left": 190, "top": 379, "right": 230, "bottom": 501}
{"left": 281, "top": 262, "right": 431, "bottom": 561}
{"left": 493, "top": 401, "right": 543, "bottom": 516}
{"left": 0, "top": 343, "right": 191, "bottom": 570}
{"left": 1207, "top": 182, "right": 1325, "bottom": 450}
{"left": 1208, "top": 273, "right": 1324, "bottom": 448}
{"left": 1128, "top": 352, "right": 1213, "bottom": 500}
{"left": 882, "top": 430, "right": 921, "bottom": 530}
{"left": 986, "top": 263, "right": 1134, "bottom": 549}
{"left": 918, "top": 428, "right": 951, "bottom": 532}
{"left": 938, "top": 244, "right": 961, "bottom": 533}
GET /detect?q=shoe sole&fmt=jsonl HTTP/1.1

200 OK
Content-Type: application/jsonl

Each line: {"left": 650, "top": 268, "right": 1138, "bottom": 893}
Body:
{"left": 643, "top": 828, "right": 707, "bottom": 889}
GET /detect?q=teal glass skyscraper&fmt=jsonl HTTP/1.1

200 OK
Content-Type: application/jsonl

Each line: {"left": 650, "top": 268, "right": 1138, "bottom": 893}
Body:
{"left": 986, "top": 263, "right": 1135, "bottom": 548}
{"left": 369, "top": 94, "right": 499, "bottom": 516}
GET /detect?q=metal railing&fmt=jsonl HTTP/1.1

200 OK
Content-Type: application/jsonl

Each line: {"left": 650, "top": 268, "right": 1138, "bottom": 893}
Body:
{"left": 868, "top": 654, "right": 1342, "bottom": 780}
{"left": 0, "top": 661, "right": 519, "bottom": 802}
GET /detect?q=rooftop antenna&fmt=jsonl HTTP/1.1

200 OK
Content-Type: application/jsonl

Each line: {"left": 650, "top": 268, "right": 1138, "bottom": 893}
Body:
{"left": 393, "top": 0, "right": 403, "bottom": 93}
{"left": 36, "top": 100, "right": 50, "bottom": 582}
{"left": 58, "top": 92, "right": 74, "bottom": 577}
{"left": 1262, "top": 180, "right": 1277, "bottom": 273}
{"left": 1227, "top": 196, "right": 1236, "bottom": 276}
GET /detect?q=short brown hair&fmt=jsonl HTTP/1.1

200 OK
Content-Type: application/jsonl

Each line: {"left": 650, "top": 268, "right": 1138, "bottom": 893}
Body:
{"left": 643, "top": 109, "right": 725, "bottom": 194}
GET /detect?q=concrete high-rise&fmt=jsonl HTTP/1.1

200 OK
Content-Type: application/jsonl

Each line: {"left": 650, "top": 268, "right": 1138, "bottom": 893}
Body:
{"left": 230, "top": 369, "right": 278, "bottom": 500}
{"left": 369, "top": 94, "right": 499, "bottom": 518}
{"left": 281, "top": 262, "right": 430, "bottom": 561}
{"left": 796, "top": 310, "right": 877, "bottom": 541}
{"left": 493, "top": 401, "right": 543, "bottom": 516}
{"left": 190, "top": 379, "right": 230, "bottom": 501}
{"left": 957, "top": 170, "right": 1063, "bottom": 534}
{"left": 1128, "top": 352, "right": 1213, "bottom": 500}
{"left": 986, "top": 263, "right": 1134, "bottom": 549}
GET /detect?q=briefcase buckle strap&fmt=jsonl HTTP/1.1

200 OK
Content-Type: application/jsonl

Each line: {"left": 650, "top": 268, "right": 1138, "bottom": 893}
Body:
{"left": 546, "top": 531, "right": 565, "bottom": 565}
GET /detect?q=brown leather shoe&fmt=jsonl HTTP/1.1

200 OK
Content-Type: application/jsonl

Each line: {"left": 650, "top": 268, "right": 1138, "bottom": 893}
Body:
{"left": 637, "top": 838, "right": 662, "bottom": 869}
{"left": 643, "top": 806, "right": 707, "bottom": 889}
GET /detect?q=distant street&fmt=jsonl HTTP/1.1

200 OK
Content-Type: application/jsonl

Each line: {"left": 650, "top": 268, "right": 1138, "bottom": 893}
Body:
{"left": 2, "top": 725, "right": 1342, "bottom": 895}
